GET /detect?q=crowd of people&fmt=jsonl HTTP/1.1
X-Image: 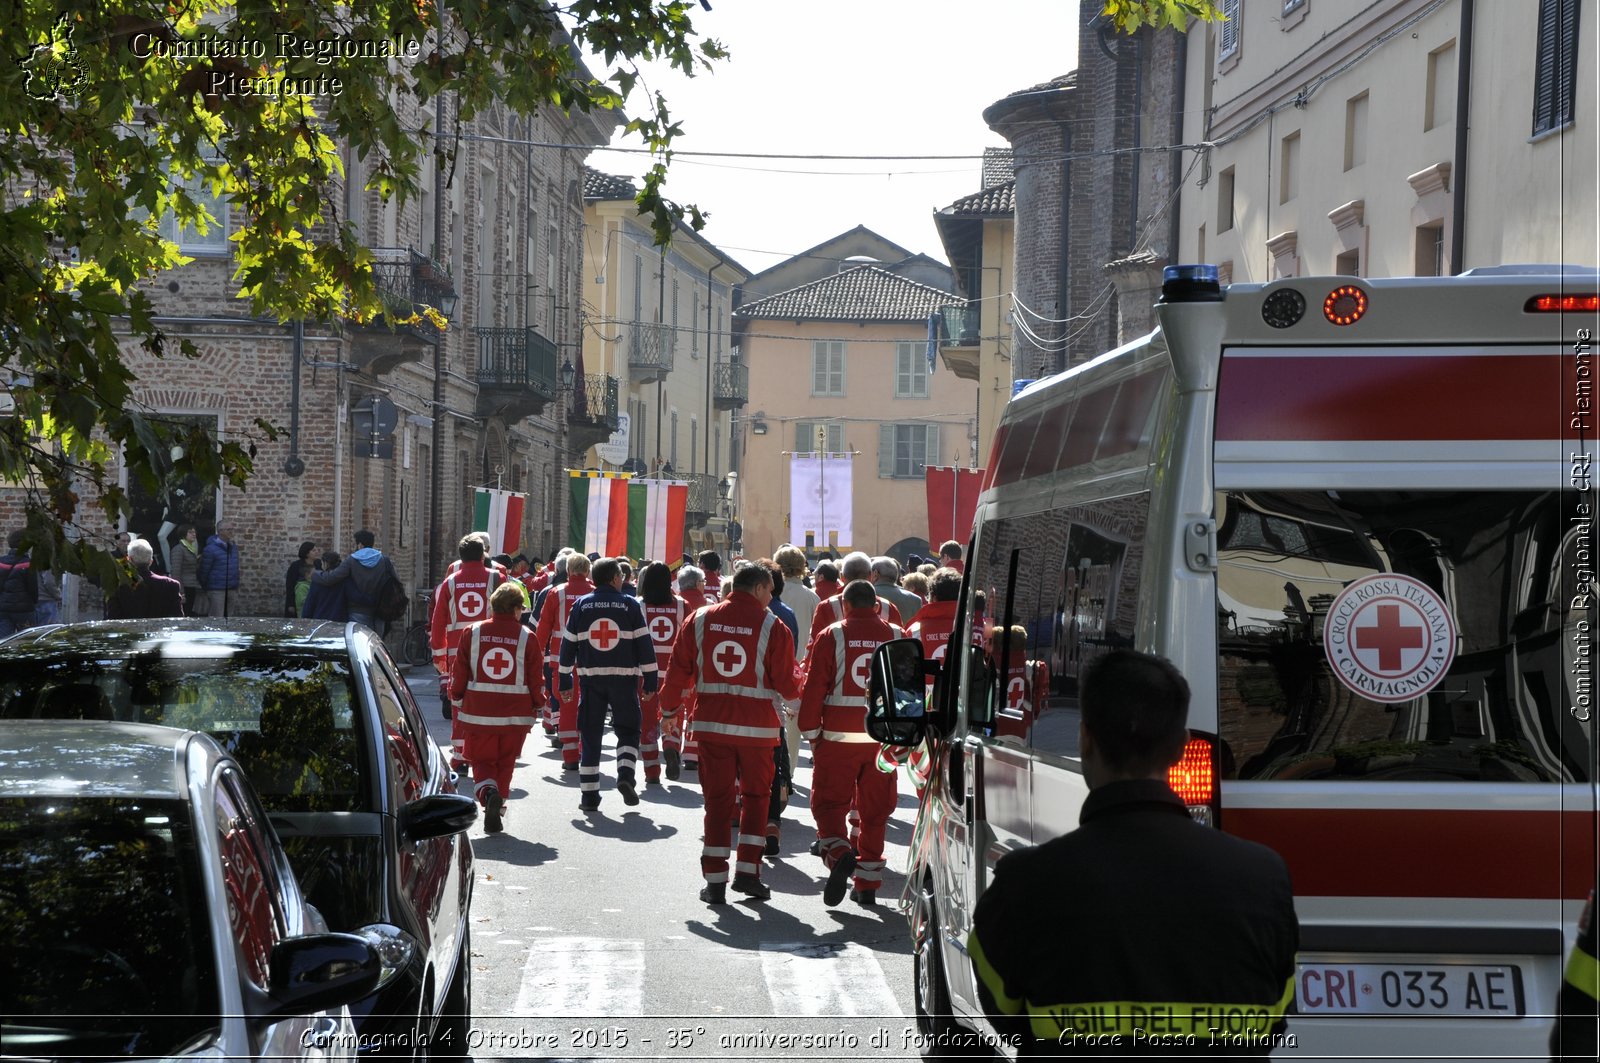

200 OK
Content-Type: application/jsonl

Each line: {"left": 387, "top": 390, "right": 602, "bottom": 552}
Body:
{"left": 434, "top": 535, "right": 976, "bottom": 909}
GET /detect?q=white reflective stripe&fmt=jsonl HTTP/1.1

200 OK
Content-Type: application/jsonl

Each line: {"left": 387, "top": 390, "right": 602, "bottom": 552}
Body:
{"left": 626, "top": 625, "right": 651, "bottom": 639}
{"left": 693, "top": 720, "right": 781, "bottom": 740}
{"left": 832, "top": 626, "right": 847, "bottom": 697}
{"left": 737, "top": 833, "right": 765, "bottom": 847}
{"left": 703, "top": 871, "right": 730, "bottom": 883}
{"left": 617, "top": 745, "right": 639, "bottom": 759}
{"left": 819, "top": 729, "right": 876, "bottom": 743}
{"left": 751, "top": 611, "right": 776, "bottom": 694}
{"left": 800, "top": 728, "right": 821, "bottom": 740}
{"left": 822, "top": 695, "right": 861, "bottom": 707}
{"left": 735, "top": 861, "right": 761, "bottom": 874}
{"left": 562, "top": 628, "right": 582, "bottom": 641}
{"left": 456, "top": 711, "right": 538, "bottom": 726}
{"left": 576, "top": 666, "right": 651, "bottom": 677}
{"left": 698, "top": 681, "right": 772, "bottom": 697}
{"left": 702, "top": 845, "right": 732, "bottom": 858}
{"left": 579, "top": 766, "right": 600, "bottom": 776}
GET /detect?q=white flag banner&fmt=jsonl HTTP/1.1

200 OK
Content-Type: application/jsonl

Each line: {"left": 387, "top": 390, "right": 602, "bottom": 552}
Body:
{"left": 790, "top": 453, "right": 853, "bottom": 550}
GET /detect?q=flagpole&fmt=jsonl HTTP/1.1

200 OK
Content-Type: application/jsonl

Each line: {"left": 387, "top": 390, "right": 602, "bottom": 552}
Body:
{"left": 816, "top": 425, "right": 826, "bottom": 556}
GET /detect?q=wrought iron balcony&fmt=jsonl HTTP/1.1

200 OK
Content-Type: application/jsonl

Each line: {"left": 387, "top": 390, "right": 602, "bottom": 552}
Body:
{"left": 683, "top": 472, "right": 720, "bottom": 523}
{"left": 627, "top": 322, "right": 675, "bottom": 382}
{"left": 939, "top": 303, "right": 980, "bottom": 346}
{"left": 474, "top": 327, "right": 558, "bottom": 421}
{"left": 347, "top": 246, "right": 454, "bottom": 375}
{"left": 712, "top": 357, "right": 747, "bottom": 410}
{"left": 568, "top": 372, "right": 620, "bottom": 453}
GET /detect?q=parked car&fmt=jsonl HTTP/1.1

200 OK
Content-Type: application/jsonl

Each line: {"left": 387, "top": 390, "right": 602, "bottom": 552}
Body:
{"left": 0, "top": 719, "right": 380, "bottom": 1060}
{"left": 0, "top": 620, "right": 477, "bottom": 1058}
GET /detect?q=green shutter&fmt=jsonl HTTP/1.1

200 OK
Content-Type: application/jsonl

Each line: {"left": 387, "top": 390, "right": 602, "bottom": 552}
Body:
{"left": 879, "top": 424, "right": 896, "bottom": 478}
{"left": 796, "top": 422, "right": 810, "bottom": 452}
{"left": 924, "top": 424, "right": 941, "bottom": 473}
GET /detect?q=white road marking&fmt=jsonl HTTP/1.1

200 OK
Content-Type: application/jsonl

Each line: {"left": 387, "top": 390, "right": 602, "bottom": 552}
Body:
{"left": 759, "top": 942, "right": 901, "bottom": 1017}
{"left": 513, "top": 937, "right": 644, "bottom": 1016}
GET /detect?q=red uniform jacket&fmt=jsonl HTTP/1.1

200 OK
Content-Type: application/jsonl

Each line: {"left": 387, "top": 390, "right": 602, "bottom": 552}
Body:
{"left": 680, "top": 586, "right": 713, "bottom": 614}
{"left": 993, "top": 653, "right": 1050, "bottom": 739}
{"left": 642, "top": 595, "right": 689, "bottom": 679}
{"left": 813, "top": 577, "right": 842, "bottom": 602}
{"left": 532, "top": 576, "right": 594, "bottom": 668}
{"left": 660, "top": 590, "right": 800, "bottom": 748}
{"left": 431, "top": 561, "right": 497, "bottom": 662}
{"left": 798, "top": 605, "right": 902, "bottom": 743}
{"left": 450, "top": 616, "right": 545, "bottom": 726}
{"left": 908, "top": 599, "right": 961, "bottom": 666}
{"left": 807, "top": 594, "right": 901, "bottom": 652}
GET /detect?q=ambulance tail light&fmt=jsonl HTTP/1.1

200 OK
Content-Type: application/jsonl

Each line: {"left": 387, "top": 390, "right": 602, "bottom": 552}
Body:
{"left": 1168, "top": 734, "right": 1219, "bottom": 826}
{"left": 1525, "top": 294, "right": 1600, "bottom": 313}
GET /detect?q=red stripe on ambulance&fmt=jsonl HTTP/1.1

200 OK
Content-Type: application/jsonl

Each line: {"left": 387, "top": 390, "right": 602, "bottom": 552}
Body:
{"left": 1215, "top": 353, "right": 1568, "bottom": 441}
{"left": 1225, "top": 807, "right": 1595, "bottom": 899}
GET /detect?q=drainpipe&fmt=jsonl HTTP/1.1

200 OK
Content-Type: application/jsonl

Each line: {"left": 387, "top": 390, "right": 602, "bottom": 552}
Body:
{"left": 1449, "top": 0, "right": 1474, "bottom": 275}
{"left": 283, "top": 320, "right": 306, "bottom": 479}
{"left": 704, "top": 251, "right": 724, "bottom": 478}
{"left": 429, "top": 94, "right": 446, "bottom": 586}
{"left": 655, "top": 245, "right": 665, "bottom": 472}
{"left": 1058, "top": 118, "right": 1072, "bottom": 374}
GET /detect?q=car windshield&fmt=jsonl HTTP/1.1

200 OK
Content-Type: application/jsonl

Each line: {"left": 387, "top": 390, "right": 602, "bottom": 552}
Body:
{"left": 0, "top": 796, "right": 221, "bottom": 1057}
{"left": 0, "top": 653, "right": 366, "bottom": 812}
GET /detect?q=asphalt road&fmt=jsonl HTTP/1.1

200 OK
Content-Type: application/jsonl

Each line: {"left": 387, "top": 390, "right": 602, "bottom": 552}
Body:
{"left": 405, "top": 670, "right": 927, "bottom": 1063}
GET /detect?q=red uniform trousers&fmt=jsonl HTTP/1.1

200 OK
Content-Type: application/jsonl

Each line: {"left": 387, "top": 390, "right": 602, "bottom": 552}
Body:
{"left": 464, "top": 722, "right": 531, "bottom": 806}
{"left": 436, "top": 651, "right": 467, "bottom": 767}
{"left": 811, "top": 740, "right": 897, "bottom": 892}
{"left": 638, "top": 688, "right": 662, "bottom": 782}
{"left": 698, "top": 739, "right": 776, "bottom": 885}
{"left": 556, "top": 685, "right": 580, "bottom": 767}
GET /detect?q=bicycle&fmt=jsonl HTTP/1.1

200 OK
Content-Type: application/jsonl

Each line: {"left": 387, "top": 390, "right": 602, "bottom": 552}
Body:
{"left": 384, "top": 589, "right": 435, "bottom": 669}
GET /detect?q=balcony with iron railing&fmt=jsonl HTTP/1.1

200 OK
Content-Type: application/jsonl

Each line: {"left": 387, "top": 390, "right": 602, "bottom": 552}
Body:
{"left": 474, "top": 326, "right": 558, "bottom": 421}
{"left": 568, "top": 372, "right": 620, "bottom": 453}
{"left": 682, "top": 472, "right": 720, "bottom": 523}
{"left": 712, "top": 356, "right": 748, "bottom": 410}
{"left": 627, "top": 322, "right": 675, "bottom": 382}
{"left": 349, "top": 246, "right": 455, "bottom": 375}
{"left": 937, "top": 302, "right": 981, "bottom": 381}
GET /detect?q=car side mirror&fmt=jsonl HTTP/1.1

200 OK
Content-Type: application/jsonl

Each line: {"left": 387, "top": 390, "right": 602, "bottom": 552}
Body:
{"left": 400, "top": 792, "right": 478, "bottom": 842}
{"left": 866, "top": 638, "right": 929, "bottom": 747}
{"left": 259, "top": 933, "right": 381, "bottom": 1020}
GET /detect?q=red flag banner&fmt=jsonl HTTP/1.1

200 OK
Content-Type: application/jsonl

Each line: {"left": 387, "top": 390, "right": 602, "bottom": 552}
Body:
{"left": 926, "top": 466, "right": 984, "bottom": 548}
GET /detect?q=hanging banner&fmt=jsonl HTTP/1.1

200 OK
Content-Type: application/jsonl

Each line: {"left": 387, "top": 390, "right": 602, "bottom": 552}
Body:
{"left": 790, "top": 452, "right": 853, "bottom": 551}
{"left": 568, "top": 471, "right": 687, "bottom": 560}
{"left": 472, "top": 488, "right": 527, "bottom": 556}
{"left": 925, "top": 466, "right": 984, "bottom": 548}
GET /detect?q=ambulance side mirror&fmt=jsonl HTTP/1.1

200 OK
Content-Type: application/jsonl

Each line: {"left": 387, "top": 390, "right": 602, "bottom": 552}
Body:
{"left": 866, "top": 639, "right": 930, "bottom": 747}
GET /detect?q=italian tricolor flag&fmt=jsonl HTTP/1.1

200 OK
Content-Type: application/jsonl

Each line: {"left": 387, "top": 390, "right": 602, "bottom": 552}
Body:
{"left": 472, "top": 488, "right": 526, "bottom": 556}
{"left": 568, "top": 471, "right": 689, "bottom": 560}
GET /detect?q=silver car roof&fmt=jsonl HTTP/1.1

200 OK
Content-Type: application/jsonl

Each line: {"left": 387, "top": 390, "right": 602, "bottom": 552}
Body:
{"left": 0, "top": 720, "right": 206, "bottom": 799}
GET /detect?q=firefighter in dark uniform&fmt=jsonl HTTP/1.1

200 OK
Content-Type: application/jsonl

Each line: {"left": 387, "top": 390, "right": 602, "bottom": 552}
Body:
{"left": 559, "top": 556, "right": 657, "bottom": 812}
{"left": 970, "top": 650, "right": 1299, "bottom": 1058}
{"left": 1551, "top": 888, "right": 1597, "bottom": 1063}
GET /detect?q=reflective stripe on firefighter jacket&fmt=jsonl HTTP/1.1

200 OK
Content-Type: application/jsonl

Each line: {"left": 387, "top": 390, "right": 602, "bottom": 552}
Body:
{"left": 559, "top": 585, "right": 658, "bottom": 690}
{"left": 807, "top": 593, "right": 900, "bottom": 650}
{"left": 968, "top": 779, "right": 1299, "bottom": 1054}
{"left": 430, "top": 561, "right": 498, "bottom": 657}
{"left": 533, "top": 576, "right": 594, "bottom": 666}
{"left": 659, "top": 590, "right": 800, "bottom": 747}
{"left": 798, "top": 606, "right": 901, "bottom": 743}
{"left": 448, "top": 617, "right": 544, "bottom": 727}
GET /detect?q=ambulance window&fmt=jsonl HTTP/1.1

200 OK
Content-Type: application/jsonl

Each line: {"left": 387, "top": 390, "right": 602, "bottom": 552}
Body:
{"left": 1215, "top": 489, "right": 1591, "bottom": 783}
{"left": 965, "top": 509, "right": 1062, "bottom": 744}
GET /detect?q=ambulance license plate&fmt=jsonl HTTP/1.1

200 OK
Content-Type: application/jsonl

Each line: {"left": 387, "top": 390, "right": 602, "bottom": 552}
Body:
{"left": 1295, "top": 963, "right": 1523, "bottom": 1017}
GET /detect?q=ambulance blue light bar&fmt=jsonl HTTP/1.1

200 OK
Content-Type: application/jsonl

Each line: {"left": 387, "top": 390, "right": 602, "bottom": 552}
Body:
{"left": 1160, "top": 264, "right": 1223, "bottom": 303}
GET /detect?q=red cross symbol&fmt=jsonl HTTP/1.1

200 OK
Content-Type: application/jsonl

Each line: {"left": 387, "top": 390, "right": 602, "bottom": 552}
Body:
{"left": 649, "top": 615, "right": 676, "bottom": 643}
{"left": 1007, "top": 675, "right": 1028, "bottom": 708}
{"left": 850, "top": 653, "right": 872, "bottom": 690}
{"left": 1354, "top": 603, "right": 1425, "bottom": 672}
{"left": 712, "top": 639, "right": 747, "bottom": 678}
{"left": 457, "top": 590, "right": 485, "bottom": 617}
{"left": 481, "top": 647, "right": 516, "bottom": 681}
{"left": 590, "top": 618, "right": 621, "bottom": 651}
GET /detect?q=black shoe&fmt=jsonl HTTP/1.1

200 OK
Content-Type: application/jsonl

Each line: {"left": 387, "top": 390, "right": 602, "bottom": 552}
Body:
{"left": 579, "top": 793, "right": 600, "bottom": 812}
{"left": 809, "top": 838, "right": 821, "bottom": 857}
{"left": 664, "top": 747, "right": 681, "bottom": 780}
{"left": 764, "top": 834, "right": 780, "bottom": 858}
{"left": 618, "top": 779, "right": 640, "bottom": 806}
{"left": 482, "top": 785, "right": 503, "bottom": 834}
{"left": 699, "top": 883, "right": 726, "bottom": 905}
{"left": 645, "top": 776, "right": 662, "bottom": 787}
{"left": 682, "top": 759, "right": 697, "bottom": 773}
{"left": 731, "top": 874, "right": 771, "bottom": 901}
{"left": 823, "top": 851, "right": 857, "bottom": 907}
{"left": 562, "top": 761, "right": 579, "bottom": 772}
{"left": 849, "top": 888, "right": 877, "bottom": 907}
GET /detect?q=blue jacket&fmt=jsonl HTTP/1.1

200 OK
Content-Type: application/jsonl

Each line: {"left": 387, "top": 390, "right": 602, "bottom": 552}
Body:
{"left": 559, "top": 584, "right": 658, "bottom": 693}
{"left": 301, "top": 579, "right": 350, "bottom": 622}
{"left": 768, "top": 597, "right": 799, "bottom": 644}
{"left": 197, "top": 535, "right": 240, "bottom": 591}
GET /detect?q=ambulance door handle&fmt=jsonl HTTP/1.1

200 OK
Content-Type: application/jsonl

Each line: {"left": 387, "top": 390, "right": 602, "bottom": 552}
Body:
{"left": 1184, "top": 519, "right": 1219, "bottom": 573}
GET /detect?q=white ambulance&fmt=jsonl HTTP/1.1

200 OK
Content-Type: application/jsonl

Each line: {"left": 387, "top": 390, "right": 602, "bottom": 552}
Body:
{"left": 869, "top": 266, "right": 1598, "bottom": 1060}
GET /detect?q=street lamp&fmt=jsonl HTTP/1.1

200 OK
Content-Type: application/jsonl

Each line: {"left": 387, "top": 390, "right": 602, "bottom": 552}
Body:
{"left": 750, "top": 410, "right": 768, "bottom": 435}
{"left": 438, "top": 289, "right": 459, "bottom": 320}
{"left": 559, "top": 358, "right": 576, "bottom": 390}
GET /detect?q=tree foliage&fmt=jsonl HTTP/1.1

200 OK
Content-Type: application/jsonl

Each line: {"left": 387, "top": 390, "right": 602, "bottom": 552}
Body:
{"left": 1, "top": 1, "right": 723, "bottom": 584}
{"left": 1100, "top": 0, "right": 1226, "bottom": 33}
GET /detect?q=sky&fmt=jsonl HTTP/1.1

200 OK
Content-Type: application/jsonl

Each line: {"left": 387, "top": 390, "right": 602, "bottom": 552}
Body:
{"left": 583, "top": 1, "right": 1081, "bottom": 276}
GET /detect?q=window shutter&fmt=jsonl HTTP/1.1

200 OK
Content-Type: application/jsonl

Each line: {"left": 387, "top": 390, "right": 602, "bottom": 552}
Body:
{"left": 796, "top": 422, "right": 811, "bottom": 453}
{"left": 924, "top": 424, "right": 941, "bottom": 473}
{"left": 1532, "top": 0, "right": 1581, "bottom": 134}
{"left": 879, "top": 425, "right": 896, "bottom": 478}
{"left": 1219, "top": 0, "right": 1240, "bottom": 58}
{"left": 829, "top": 423, "right": 843, "bottom": 452}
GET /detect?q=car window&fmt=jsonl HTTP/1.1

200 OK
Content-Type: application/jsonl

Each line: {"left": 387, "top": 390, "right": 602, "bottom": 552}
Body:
{"left": 371, "top": 662, "right": 428, "bottom": 803}
{"left": 213, "top": 773, "right": 286, "bottom": 987}
{"left": 0, "top": 795, "right": 221, "bottom": 1056}
{"left": 0, "top": 653, "right": 368, "bottom": 812}
{"left": 1216, "top": 489, "right": 1590, "bottom": 782}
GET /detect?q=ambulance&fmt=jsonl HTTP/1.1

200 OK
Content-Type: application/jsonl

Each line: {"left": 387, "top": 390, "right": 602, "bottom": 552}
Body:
{"left": 868, "top": 265, "right": 1598, "bottom": 1060}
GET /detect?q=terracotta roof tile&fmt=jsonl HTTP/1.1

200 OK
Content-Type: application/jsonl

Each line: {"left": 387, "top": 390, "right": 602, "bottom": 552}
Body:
{"left": 941, "top": 180, "right": 1015, "bottom": 217}
{"left": 583, "top": 166, "right": 637, "bottom": 201}
{"left": 734, "top": 264, "right": 954, "bottom": 323}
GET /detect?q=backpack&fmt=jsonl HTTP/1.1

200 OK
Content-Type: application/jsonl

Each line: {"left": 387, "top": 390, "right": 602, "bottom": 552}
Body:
{"left": 375, "top": 561, "right": 408, "bottom": 623}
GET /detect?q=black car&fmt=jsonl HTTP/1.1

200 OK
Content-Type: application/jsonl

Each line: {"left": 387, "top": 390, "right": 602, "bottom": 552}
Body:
{"left": 0, "top": 620, "right": 476, "bottom": 1058}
